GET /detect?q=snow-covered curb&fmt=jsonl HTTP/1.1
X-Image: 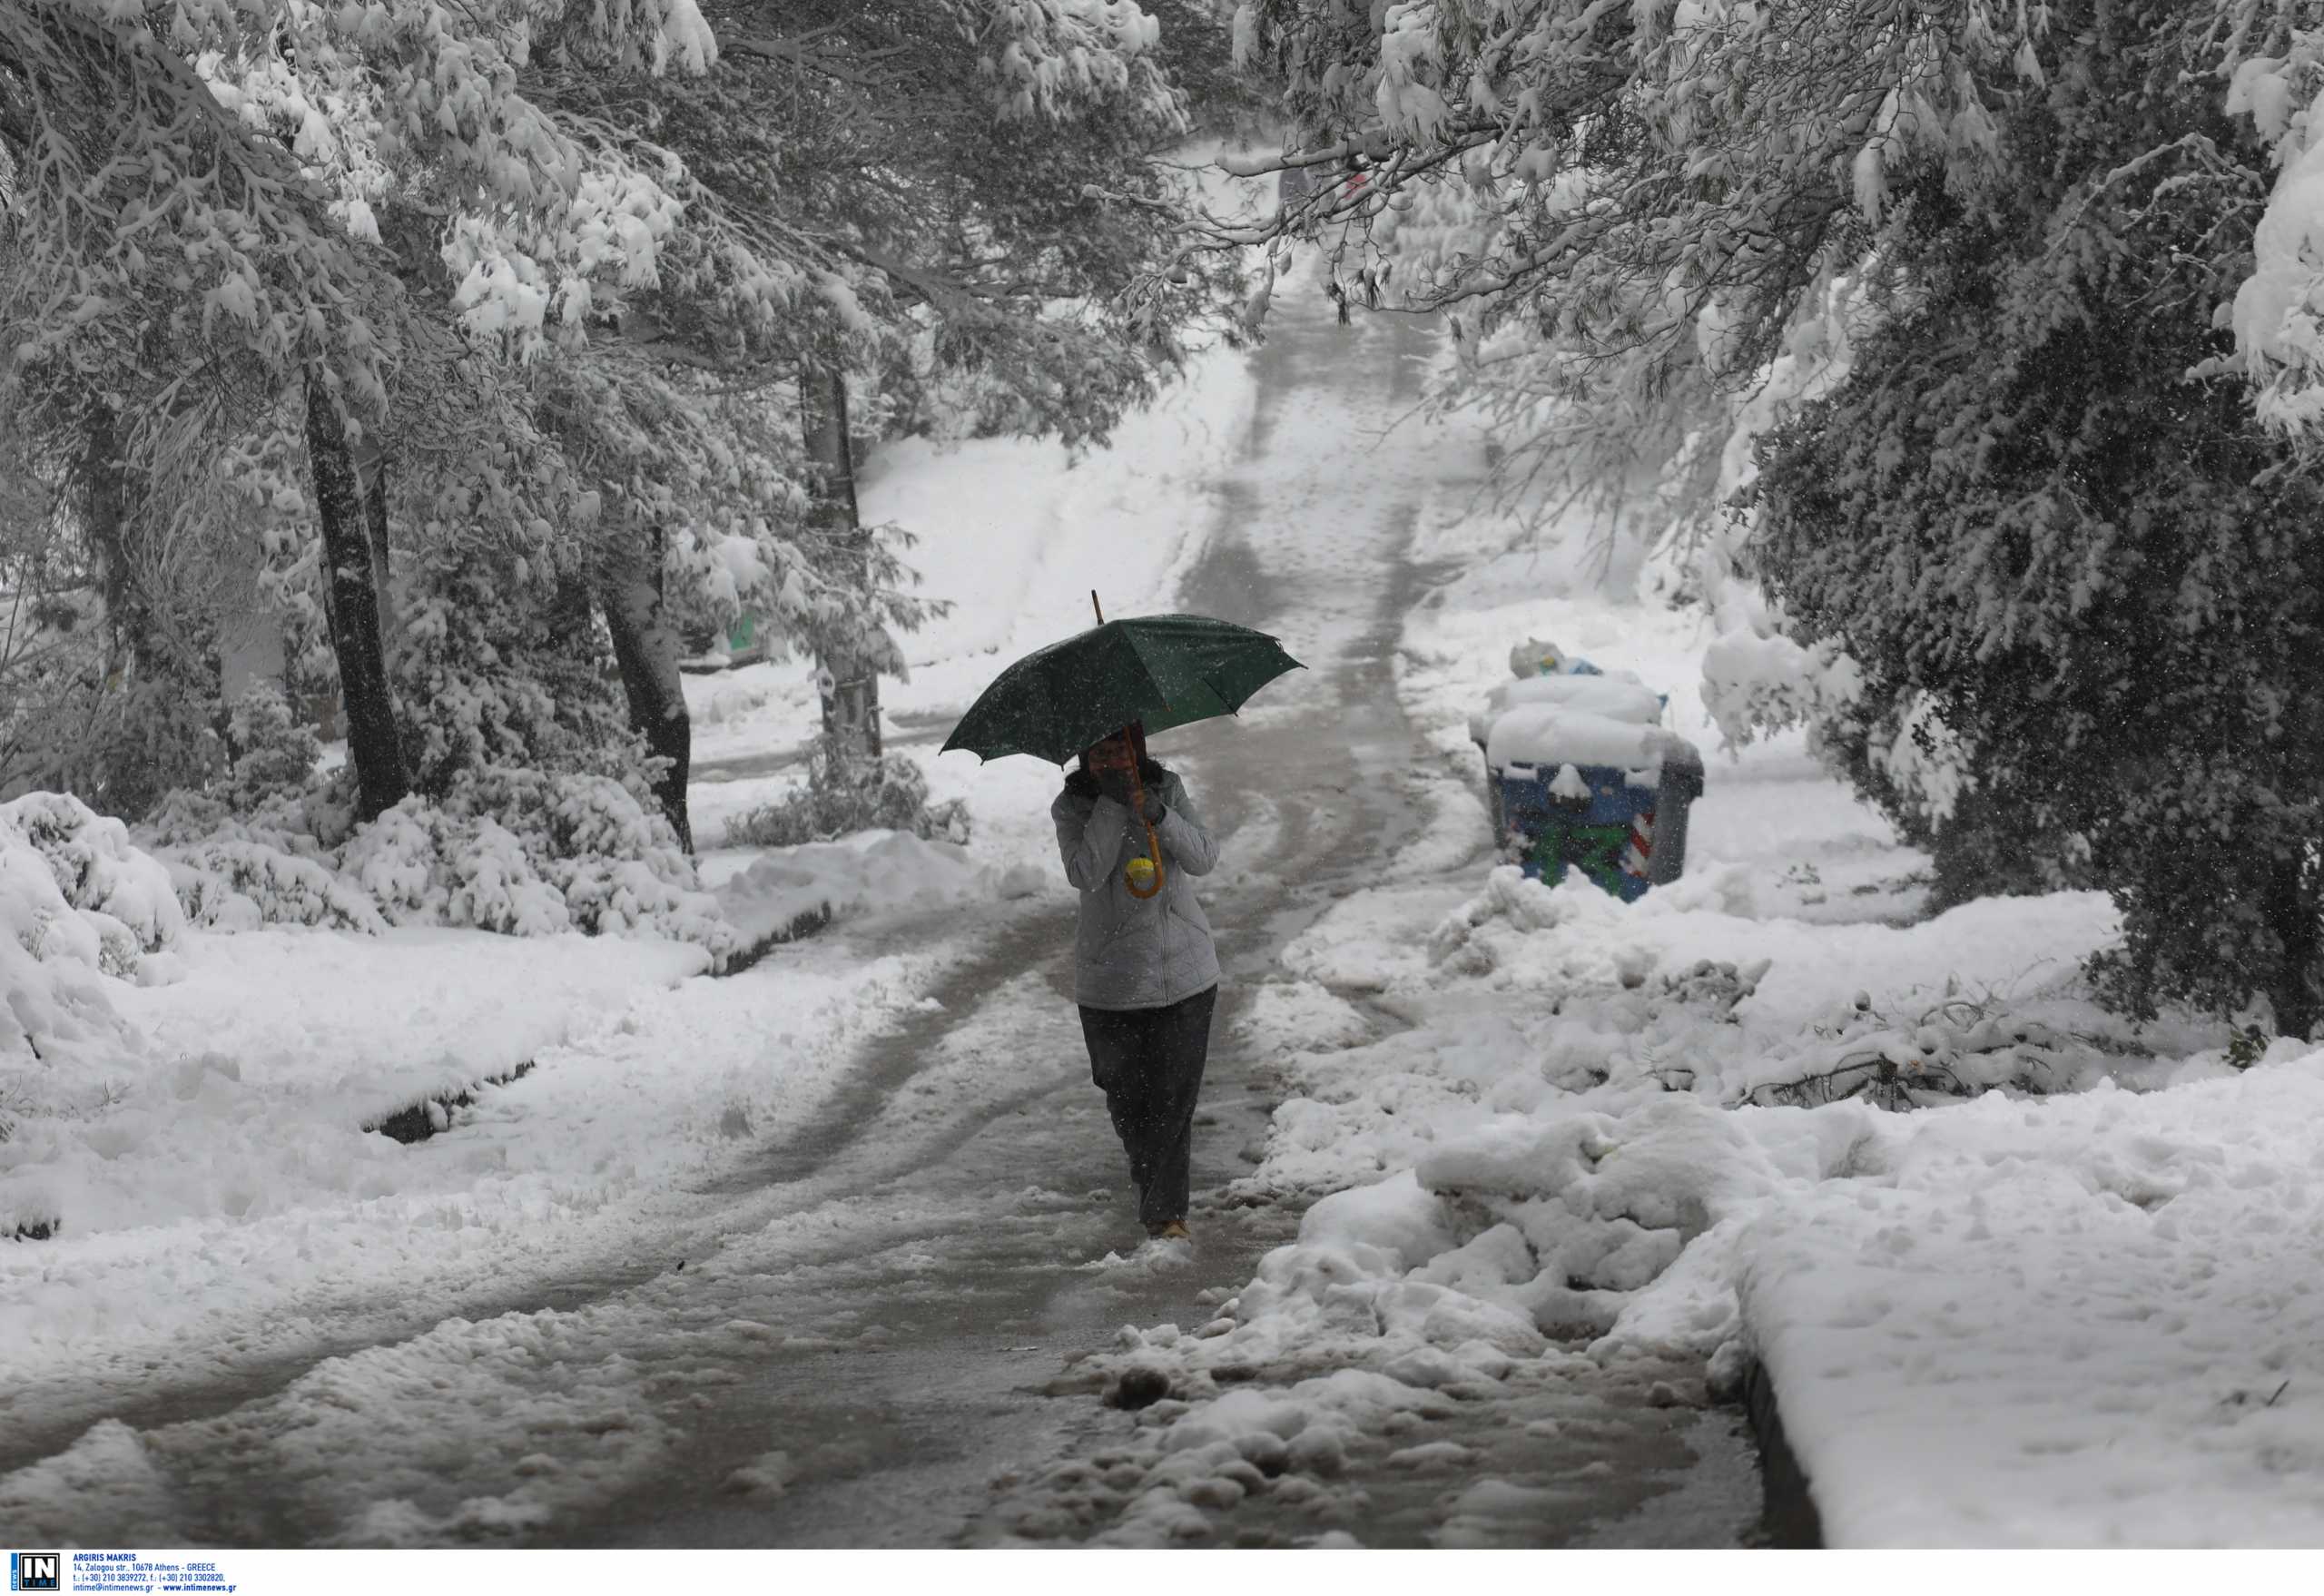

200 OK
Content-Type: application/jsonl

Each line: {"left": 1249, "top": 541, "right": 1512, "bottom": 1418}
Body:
{"left": 1737, "top": 1060, "right": 2324, "bottom": 1546}
{"left": 1739, "top": 1358, "right": 1821, "bottom": 1547}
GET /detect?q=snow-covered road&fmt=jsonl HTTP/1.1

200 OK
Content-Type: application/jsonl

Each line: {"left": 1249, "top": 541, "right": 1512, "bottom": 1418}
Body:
{"left": 0, "top": 287, "right": 1758, "bottom": 1548}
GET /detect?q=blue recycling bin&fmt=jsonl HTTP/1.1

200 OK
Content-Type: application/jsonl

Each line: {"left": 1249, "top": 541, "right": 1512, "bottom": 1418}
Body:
{"left": 1471, "top": 675, "right": 1669, "bottom": 839}
{"left": 1494, "top": 725, "right": 1703, "bottom": 901}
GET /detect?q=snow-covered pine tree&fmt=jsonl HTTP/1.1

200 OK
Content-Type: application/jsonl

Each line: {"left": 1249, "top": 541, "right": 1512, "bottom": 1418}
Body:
{"left": 660, "top": 0, "right": 1232, "bottom": 797}
{"left": 0, "top": 0, "right": 742, "bottom": 823}
{"left": 0, "top": 4, "right": 397, "bottom": 814}
{"left": 1753, "top": 0, "right": 2324, "bottom": 1033}
{"left": 1, "top": 0, "right": 1236, "bottom": 858}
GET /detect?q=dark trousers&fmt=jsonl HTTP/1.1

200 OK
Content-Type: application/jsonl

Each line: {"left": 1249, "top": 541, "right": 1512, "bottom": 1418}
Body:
{"left": 1078, "top": 986, "right": 1217, "bottom": 1228}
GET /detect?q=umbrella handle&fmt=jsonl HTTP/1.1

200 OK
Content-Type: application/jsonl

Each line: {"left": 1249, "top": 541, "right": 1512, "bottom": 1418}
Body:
{"left": 1127, "top": 754, "right": 1165, "bottom": 899}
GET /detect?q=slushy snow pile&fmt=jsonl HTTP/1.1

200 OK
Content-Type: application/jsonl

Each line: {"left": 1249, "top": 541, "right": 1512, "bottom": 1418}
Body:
{"left": 715, "top": 830, "right": 1045, "bottom": 945}
{"left": 1026, "top": 486, "right": 2309, "bottom": 1547}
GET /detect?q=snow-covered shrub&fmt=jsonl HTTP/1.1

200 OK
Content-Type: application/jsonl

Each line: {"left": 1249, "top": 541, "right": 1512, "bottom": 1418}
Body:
{"left": 339, "top": 798, "right": 440, "bottom": 920}
{"left": 169, "top": 836, "right": 389, "bottom": 933}
{"left": 392, "top": 557, "right": 632, "bottom": 801}
{"left": 330, "top": 768, "right": 734, "bottom": 953}
{"left": 1, "top": 795, "right": 169, "bottom": 1176}
{"left": 3, "top": 792, "right": 185, "bottom": 960}
{"left": 442, "top": 816, "right": 572, "bottom": 936}
{"left": 724, "top": 734, "right": 970, "bottom": 849}
{"left": 140, "top": 788, "right": 238, "bottom": 850}
{"left": 1699, "top": 629, "right": 1862, "bottom": 752}
{"left": 1740, "top": 984, "right": 2144, "bottom": 1111}
{"left": 442, "top": 767, "right": 731, "bottom": 946}
{"left": 222, "top": 681, "right": 320, "bottom": 808}
{"left": 143, "top": 776, "right": 358, "bottom": 857}
{"left": 1751, "top": 12, "right": 2324, "bottom": 1029}
{"left": 145, "top": 767, "right": 736, "bottom": 958}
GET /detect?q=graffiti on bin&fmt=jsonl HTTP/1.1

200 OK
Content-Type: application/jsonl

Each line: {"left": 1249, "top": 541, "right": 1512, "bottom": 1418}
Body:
{"left": 1514, "top": 814, "right": 1651, "bottom": 898}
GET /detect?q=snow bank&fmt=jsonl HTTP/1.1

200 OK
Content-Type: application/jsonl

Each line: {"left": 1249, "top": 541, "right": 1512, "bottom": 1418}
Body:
{"left": 1068, "top": 833, "right": 2281, "bottom": 1544}
{"left": 0, "top": 759, "right": 727, "bottom": 1250}
{"left": 1038, "top": 472, "right": 2295, "bottom": 1545}
{"left": 1, "top": 925, "right": 709, "bottom": 1244}
{"left": 1286, "top": 1041, "right": 2324, "bottom": 1539}
{"left": 714, "top": 828, "right": 1044, "bottom": 943}
{"left": 1740, "top": 1059, "right": 2324, "bottom": 1545}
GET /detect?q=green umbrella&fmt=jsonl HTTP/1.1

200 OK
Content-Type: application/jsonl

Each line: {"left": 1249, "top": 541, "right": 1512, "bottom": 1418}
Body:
{"left": 942, "top": 599, "right": 1304, "bottom": 901}
{"left": 940, "top": 604, "right": 1305, "bottom": 766}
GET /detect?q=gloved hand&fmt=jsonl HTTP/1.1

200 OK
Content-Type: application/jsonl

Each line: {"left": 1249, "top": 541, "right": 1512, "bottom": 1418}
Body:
{"left": 1137, "top": 787, "right": 1167, "bottom": 826}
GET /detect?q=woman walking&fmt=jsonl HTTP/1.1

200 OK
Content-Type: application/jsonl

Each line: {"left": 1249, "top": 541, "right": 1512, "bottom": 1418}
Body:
{"left": 1051, "top": 721, "right": 1221, "bottom": 1243}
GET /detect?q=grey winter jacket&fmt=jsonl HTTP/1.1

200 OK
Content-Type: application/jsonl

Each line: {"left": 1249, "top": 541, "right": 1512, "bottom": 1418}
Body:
{"left": 1050, "top": 770, "right": 1222, "bottom": 1011}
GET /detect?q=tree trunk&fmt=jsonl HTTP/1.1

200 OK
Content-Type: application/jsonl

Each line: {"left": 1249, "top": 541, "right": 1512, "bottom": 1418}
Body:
{"left": 355, "top": 441, "right": 398, "bottom": 648}
{"left": 598, "top": 528, "right": 693, "bottom": 851}
{"left": 82, "top": 406, "right": 153, "bottom": 686}
{"left": 2264, "top": 866, "right": 2322, "bottom": 1041}
{"left": 800, "top": 360, "right": 881, "bottom": 765}
{"left": 303, "top": 379, "right": 409, "bottom": 823}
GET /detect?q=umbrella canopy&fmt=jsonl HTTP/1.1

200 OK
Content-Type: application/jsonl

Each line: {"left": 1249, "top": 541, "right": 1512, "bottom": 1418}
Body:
{"left": 941, "top": 613, "right": 1305, "bottom": 764}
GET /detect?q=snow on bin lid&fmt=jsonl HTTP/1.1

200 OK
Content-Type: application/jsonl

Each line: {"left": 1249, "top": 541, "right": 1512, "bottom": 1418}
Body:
{"left": 1486, "top": 704, "right": 1694, "bottom": 775}
{"left": 1467, "top": 674, "right": 1664, "bottom": 745}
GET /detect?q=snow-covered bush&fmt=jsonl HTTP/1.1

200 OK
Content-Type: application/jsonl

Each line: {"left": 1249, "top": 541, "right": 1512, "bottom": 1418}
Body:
{"left": 4, "top": 793, "right": 186, "bottom": 962}
{"left": 440, "top": 766, "right": 732, "bottom": 947}
{"left": 169, "top": 836, "right": 389, "bottom": 933}
{"left": 339, "top": 799, "right": 439, "bottom": 920}
{"left": 392, "top": 560, "right": 633, "bottom": 803}
{"left": 147, "top": 768, "right": 736, "bottom": 958}
{"left": 724, "top": 734, "right": 970, "bottom": 849}
{"left": 1698, "top": 630, "right": 1862, "bottom": 753}
{"left": 1740, "top": 985, "right": 2140, "bottom": 1112}
{"left": 442, "top": 817, "right": 573, "bottom": 936}
{"left": 222, "top": 682, "right": 320, "bottom": 808}
{"left": 1753, "top": 9, "right": 2324, "bottom": 1027}
{"left": 1, "top": 795, "right": 175, "bottom": 1194}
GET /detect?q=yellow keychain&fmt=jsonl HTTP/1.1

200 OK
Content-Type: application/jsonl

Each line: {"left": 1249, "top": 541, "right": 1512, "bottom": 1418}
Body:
{"left": 1124, "top": 856, "right": 1157, "bottom": 893}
